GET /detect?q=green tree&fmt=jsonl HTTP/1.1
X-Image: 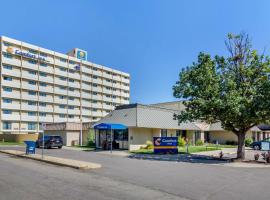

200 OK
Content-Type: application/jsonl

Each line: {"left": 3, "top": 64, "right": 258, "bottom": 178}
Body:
{"left": 173, "top": 33, "right": 270, "bottom": 159}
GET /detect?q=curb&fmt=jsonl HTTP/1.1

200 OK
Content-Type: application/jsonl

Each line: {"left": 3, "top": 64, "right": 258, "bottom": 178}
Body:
{"left": 0, "top": 150, "right": 101, "bottom": 170}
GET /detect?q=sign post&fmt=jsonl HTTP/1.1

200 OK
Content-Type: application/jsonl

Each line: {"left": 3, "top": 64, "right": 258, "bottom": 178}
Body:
{"left": 153, "top": 137, "right": 178, "bottom": 154}
{"left": 41, "top": 123, "right": 46, "bottom": 160}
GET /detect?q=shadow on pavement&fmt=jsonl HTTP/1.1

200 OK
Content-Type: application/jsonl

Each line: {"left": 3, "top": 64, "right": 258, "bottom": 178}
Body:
{"left": 128, "top": 153, "right": 232, "bottom": 164}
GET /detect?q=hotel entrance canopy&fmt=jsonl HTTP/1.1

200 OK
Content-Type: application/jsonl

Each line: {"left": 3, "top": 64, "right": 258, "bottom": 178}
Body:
{"left": 94, "top": 123, "right": 127, "bottom": 130}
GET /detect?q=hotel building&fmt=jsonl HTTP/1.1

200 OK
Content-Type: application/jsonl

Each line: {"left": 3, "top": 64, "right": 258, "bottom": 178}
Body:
{"left": 0, "top": 36, "right": 130, "bottom": 134}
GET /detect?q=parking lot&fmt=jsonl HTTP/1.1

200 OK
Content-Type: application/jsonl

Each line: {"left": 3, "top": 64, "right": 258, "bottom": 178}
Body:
{"left": 1, "top": 145, "right": 270, "bottom": 200}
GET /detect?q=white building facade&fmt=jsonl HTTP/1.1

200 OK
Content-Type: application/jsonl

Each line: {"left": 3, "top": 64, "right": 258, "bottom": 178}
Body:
{"left": 0, "top": 36, "right": 130, "bottom": 134}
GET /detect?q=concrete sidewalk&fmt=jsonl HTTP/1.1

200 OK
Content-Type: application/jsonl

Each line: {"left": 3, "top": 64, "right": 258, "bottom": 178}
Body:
{"left": 0, "top": 149, "right": 102, "bottom": 170}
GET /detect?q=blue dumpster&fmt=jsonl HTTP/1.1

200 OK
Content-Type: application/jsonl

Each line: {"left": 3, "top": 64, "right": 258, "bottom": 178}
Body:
{"left": 24, "top": 141, "right": 36, "bottom": 154}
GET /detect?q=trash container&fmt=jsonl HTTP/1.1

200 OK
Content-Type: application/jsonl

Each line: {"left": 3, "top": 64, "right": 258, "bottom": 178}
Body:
{"left": 24, "top": 141, "right": 36, "bottom": 154}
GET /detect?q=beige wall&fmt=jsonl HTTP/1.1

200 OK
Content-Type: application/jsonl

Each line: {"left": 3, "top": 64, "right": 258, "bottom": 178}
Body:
{"left": 0, "top": 134, "right": 38, "bottom": 143}
{"left": 128, "top": 128, "right": 195, "bottom": 151}
{"left": 43, "top": 130, "right": 89, "bottom": 146}
{"left": 209, "top": 130, "right": 260, "bottom": 144}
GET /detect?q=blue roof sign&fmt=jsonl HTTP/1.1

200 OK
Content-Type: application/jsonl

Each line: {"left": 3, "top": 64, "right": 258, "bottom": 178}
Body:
{"left": 94, "top": 123, "right": 127, "bottom": 130}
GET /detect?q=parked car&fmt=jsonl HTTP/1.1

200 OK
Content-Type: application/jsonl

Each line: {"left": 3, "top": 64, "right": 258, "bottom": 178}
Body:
{"left": 36, "top": 135, "right": 63, "bottom": 149}
{"left": 250, "top": 138, "right": 270, "bottom": 150}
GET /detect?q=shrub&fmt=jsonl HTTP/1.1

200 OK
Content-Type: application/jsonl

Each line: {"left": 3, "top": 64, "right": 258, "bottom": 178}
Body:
{"left": 145, "top": 140, "right": 153, "bottom": 149}
{"left": 178, "top": 137, "right": 186, "bottom": 147}
{"left": 87, "top": 140, "right": 95, "bottom": 147}
{"left": 219, "top": 151, "right": 224, "bottom": 159}
{"left": 245, "top": 138, "right": 253, "bottom": 147}
{"left": 261, "top": 151, "right": 270, "bottom": 163}
{"left": 195, "top": 139, "right": 204, "bottom": 146}
{"left": 254, "top": 153, "right": 260, "bottom": 161}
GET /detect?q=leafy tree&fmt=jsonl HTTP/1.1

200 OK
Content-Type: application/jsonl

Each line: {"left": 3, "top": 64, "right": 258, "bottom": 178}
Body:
{"left": 173, "top": 33, "right": 270, "bottom": 159}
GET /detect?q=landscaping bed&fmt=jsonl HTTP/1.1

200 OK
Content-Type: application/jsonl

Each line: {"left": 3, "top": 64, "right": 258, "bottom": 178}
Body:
{"left": 130, "top": 144, "right": 235, "bottom": 154}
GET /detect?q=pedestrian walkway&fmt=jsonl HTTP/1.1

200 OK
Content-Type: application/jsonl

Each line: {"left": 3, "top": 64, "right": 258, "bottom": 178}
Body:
{"left": 0, "top": 149, "right": 102, "bottom": 170}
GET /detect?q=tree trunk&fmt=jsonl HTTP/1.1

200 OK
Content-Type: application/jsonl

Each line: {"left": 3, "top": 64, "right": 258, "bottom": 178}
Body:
{"left": 237, "top": 133, "right": 246, "bottom": 160}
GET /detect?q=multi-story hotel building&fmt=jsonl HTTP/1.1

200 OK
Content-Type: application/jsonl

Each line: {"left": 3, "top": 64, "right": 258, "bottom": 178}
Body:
{"left": 0, "top": 36, "right": 130, "bottom": 134}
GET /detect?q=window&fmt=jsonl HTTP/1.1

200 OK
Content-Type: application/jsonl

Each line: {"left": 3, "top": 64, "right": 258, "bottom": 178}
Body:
{"left": 92, "top": 75, "right": 98, "bottom": 79}
{"left": 59, "top": 77, "right": 67, "bottom": 81}
{"left": 39, "top": 112, "right": 46, "bottom": 117}
{"left": 59, "top": 86, "right": 66, "bottom": 90}
{"left": 68, "top": 97, "right": 74, "bottom": 100}
{"left": 59, "top": 105, "right": 66, "bottom": 109}
{"left": 39, "top": 92, "right": 47, "bottom": 97}
{"left": 3, "top": 52, "right": 13, "bottom": 59}
{"left": 69, "top": 69, "right": 75, "bottom": 73}
{"left": 92, "top": 100, "right": 97, "bottom": 103}
{"left": 39, "top": 102, "right": 46, "bottom": 107}
{"left": 3, "top": 110, "right": 12, "bottom": 114}
{"left": 176, "top": 130, "right": 181, "bottom": 137}
{"left": 3, "top": 98, "right": 12, "bottom": 103}
{"left": 28, "top": 91, "right": 37, "bottom": 96}
{"left": 3, "top": 76, "right": 12, "bottom": 81}
{"left": 28, "top": 59, "right": 37, "bottom": 64}
{"left": 68, "top": 79, "right": 74, "bottom": 82}
{"left": 60, "top": 58, "right": 67, "bottom": 63}
{"left": 93, "top": 92, "right": 97, "bottom": 95}
{"left": 29, "top": 70, "right": 37, "bottom": 75}
{"left": 69, "top": 60, "right": 75, "bottom": 64}
{"left": 68, "top": 106, "right": 74, "bottom": 109}
{"left": 161, "top": 129, "right": 167, "bottom": 137}
{"left": 3, "top": 87, "right": 12, "bottom": 92}
{"left": 3, "top": 64, "right": 12, "bottom": 70}
{"left": 106, "top": 79, "right": 111, "bottom": 82}
{"left": 106, "top": 87, "right": 111, "bottom": 90}
{"left": 69, "top": 88, "right": 74, "bottom": 91}
{"left": 28, "top": 80, "right": 36, "bottom": 85}
{"left": 40, "top": 62, "right": 47, "bottom": 67}
{"left": 28, "top": 122, "right": 36, "bottom": 130}
{"left": 112, "top": 95, "right": 116, "bottom": 99}
{"left": 28, "top": 101, "right": 37, "bottom": 106}
{"left": 28, "top": 49, "right": 37, "bottom": 54}
{"left": 106, "top": 95, "right": 111, "bottom": 98}
{"left": 40, "top": 82, "right": 47, "bottom": 87}
{"left": 28, "top": 112, "right": 36, "bottom": 116}
{"left": 60, "top": 67, "right": 67, "bottom": 72}
{"left": 3, "top": 42, "right": 11, "bottom": 46}
{"left": 59, "top": 96, "right": 66, "bottom": 99}
{"left": 3, "top": 122, "right": 11, "bottom": 130}
{"left": 68, "top": 115, "right": 74, "bottom": 118}
{"left": 92, "top": 108, "right": 97, "bottom": 112}
{"left": 39, "top": 72, "right": 47, "bottom": 77}
{"left": 92, "top": 83, "right": 97, "bottom": 87}
{"left": 59, "top": 114, "right": 65, "bottom": 118}
{"left": 93, "top": 67, "right": 98, "bottom": 71}
{"left": 40, "top": 52, "right": 47, "bottom": 57}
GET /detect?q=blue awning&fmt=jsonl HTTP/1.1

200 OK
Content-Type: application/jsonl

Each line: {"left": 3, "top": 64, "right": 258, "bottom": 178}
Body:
{"left": 94, "top": 123, "right": 127, "bottom": 130}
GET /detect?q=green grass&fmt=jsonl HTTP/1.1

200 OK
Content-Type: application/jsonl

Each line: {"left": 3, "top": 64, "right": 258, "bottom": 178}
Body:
{"left": 130, "top": 144, "right": 234, "bottom": 154}
{"left": 205, "top": 144, "right": 236, "bottom": 148}
{"left": 178, "top": 146, "right": 221, "bottom": 153}
{"left": 0, "top": 142, "right": 24, "bottom": 146}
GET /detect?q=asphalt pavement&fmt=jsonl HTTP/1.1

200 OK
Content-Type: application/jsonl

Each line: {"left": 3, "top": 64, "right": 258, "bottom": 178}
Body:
{"left": 1, "top": 146, "right": 270, "bottom": 200}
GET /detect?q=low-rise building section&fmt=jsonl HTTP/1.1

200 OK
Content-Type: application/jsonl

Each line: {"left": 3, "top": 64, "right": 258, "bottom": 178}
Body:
{"left": 95, "top": 102, "right": 266, "bottom": 151}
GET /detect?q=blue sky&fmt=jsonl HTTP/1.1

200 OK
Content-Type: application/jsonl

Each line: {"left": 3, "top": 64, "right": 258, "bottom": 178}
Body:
{"left": 1, "top": 0, "right": 270, "bottom": 104}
